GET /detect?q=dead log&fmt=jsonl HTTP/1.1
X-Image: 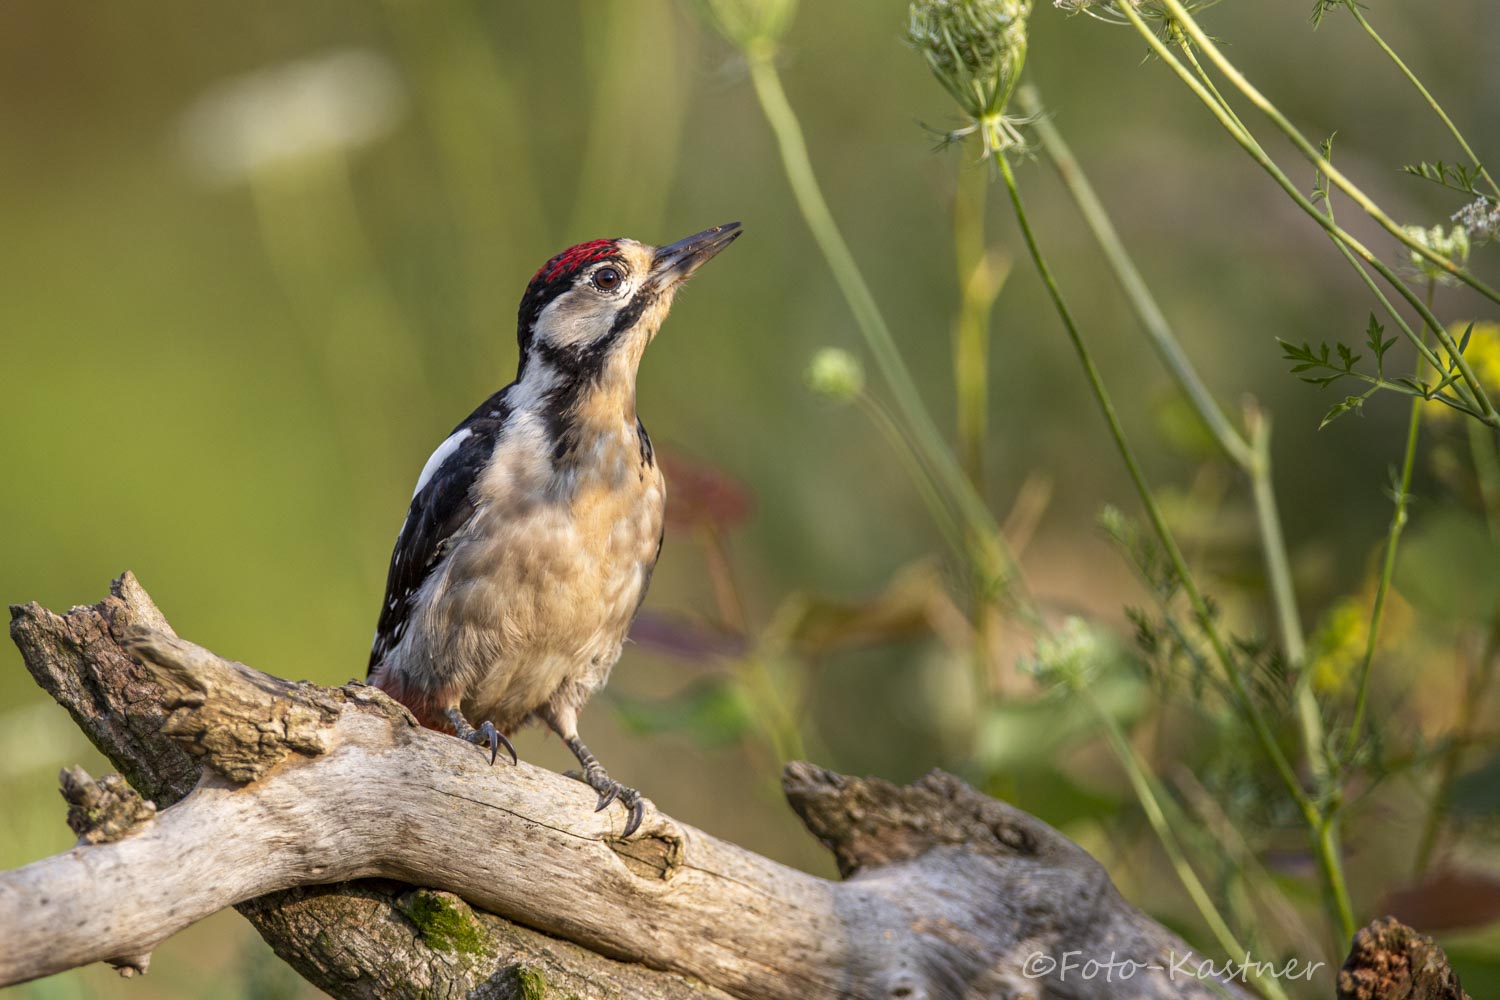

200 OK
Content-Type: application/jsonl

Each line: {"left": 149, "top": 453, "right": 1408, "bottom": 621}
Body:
{"left": 3, "top": 574, "right": 1258, "bottom": 998}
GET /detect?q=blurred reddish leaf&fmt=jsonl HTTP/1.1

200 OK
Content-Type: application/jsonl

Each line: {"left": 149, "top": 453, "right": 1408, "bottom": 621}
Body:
{"left": 629, "top": 610, "right": 748, "bottom": 663}
{"left": 660, "top": 449, "right": 754, "bottom": 531}
{"left": 1378, "top": 868, "right": 1500, "bottom": 934}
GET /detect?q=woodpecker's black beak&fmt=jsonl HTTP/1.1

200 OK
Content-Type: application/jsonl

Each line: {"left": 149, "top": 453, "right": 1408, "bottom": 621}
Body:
{"left": 649, "top": 222, "right": 742, "bottom": 289}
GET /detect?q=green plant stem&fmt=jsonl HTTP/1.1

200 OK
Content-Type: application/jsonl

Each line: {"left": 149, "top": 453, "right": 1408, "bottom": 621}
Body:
{"left": 1249, "top": 420, "right": 1304, "bottom": 663}
{"left": 1178, "top": 35, "right": 1487, "bottom": 427}
{"left": 857, "top": 393, "right": 967, "bottom": 559}
{"left": 1412, "top": 606, "right": 1500, "bottom": 877}
{"left": 745, "top": 48, "right": 1038, "bottom": 620}
{"left": 1159, "top": 0, "right": 1500, "bottom": 306}
{"left": 1339, "top": 0, "right": 1500, "bottom": 201}
{"left": 1320, "top": 157, "right": 1487, "bottom": 423}
{"left": 1411, "top": 420, "right": 1500, "bottom": 875}
{"left": 953, "top": 165, "right": 1002, "bottom": 489}
{"left": 1245, "top": 409, "right": 1326, "bottom": 770}
{"left": 1469, "top": 416, "right": 1500, "bottom": 539}
{"left": 1022, "top": 86, "right": 1325, "bottom": 780}
{"left": 1020, "top": 88, "right": 1252, "bottom": 470}
{"left": 1113, "top": 3, "right": 1497, "bottom": 427}
{"left": 1075, "top": 682, "right": 1290, "bottom": 1000}
{"left": 751, "top": 596, "right": 818, "bottom": 764}
{"left": 1172, "top": 765, "right": 1319, "bottom": 954}
{"left": 950, "top": 164, "right": 1011, "bottom": 692}
{"left": 1348, "top": 281, "right": 1436, "bottom": 750}
{"left": 1177, "top": 39, "right": 1252, "bottom": 139}
{"left": 996, "top": 149, "right": 1356, "bottom": 940}
{"left": 1166, "top": 42, "right": 1332, "bottom": 776}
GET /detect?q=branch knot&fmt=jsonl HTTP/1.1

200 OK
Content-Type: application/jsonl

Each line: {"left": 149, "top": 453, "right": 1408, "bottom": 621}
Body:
{"left": 59, "top": 766, "right": 156, "bottom": 845}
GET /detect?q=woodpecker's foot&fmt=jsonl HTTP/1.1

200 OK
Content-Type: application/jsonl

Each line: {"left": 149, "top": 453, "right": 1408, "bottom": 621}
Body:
{"left": 445, "top": 708, "right": 517, "bottom": 767}
{"left": 564, "top": 736, "right": 645, "bottom": 837}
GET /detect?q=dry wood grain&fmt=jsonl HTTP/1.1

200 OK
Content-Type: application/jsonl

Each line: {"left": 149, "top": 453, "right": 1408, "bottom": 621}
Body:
{"left": 3, "top": 575, "right": 1260, "bottom": 998}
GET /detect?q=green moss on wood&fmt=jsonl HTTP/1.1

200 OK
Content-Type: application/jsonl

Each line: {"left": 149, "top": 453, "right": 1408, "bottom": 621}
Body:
{"left": 514, "top": 966, "right": 583, "bottom": 1000}
{"left": 398, "top": 890, "right": 486, "bottom": 956}
{"left": 516, "top": 967, "right": 548, "bottom": 1000}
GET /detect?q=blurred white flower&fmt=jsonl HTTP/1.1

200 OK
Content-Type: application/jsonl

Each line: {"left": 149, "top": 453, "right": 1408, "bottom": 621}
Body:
{"left": 1454, "top": 197, "right": 1500, "bottom": 245}
{"left": 1021, "top": 616, "right": 1108, "bottom": 684}
{"left": 1401, "top": 223, "right": 1471, "bottom": 285}
{"left": 178, "top": 49, "right": 407, "bottom": 185}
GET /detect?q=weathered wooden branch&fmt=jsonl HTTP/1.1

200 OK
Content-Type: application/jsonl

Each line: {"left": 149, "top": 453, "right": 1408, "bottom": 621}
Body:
{"left": 0, "top": 575, "right": 1297, "bottom": 998}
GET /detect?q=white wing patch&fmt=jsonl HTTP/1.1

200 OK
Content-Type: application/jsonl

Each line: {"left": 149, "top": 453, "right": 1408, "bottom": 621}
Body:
{"left": 412, "top": 428, "right": 472, "bottom": 498}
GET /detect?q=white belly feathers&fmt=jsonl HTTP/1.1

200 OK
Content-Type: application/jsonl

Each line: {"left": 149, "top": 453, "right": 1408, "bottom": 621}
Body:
{"left": 392, "top": 411, "right": 665, "bottom": 731}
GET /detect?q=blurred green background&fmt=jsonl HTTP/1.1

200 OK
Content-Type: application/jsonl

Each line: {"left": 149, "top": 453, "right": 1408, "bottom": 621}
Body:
{"left": 3, "top": 2, "right": 1498, "bottom": 996}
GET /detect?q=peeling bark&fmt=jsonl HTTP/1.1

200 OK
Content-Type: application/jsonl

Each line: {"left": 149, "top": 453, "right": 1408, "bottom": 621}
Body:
{"left": 1337, "top": 917, "right": 1470, "bottom": 1000}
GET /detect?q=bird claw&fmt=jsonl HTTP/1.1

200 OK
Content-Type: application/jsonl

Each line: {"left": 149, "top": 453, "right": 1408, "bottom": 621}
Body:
{"left": 462, "top": 720, "right": 517, "bottom": 766}
{"left": 622, "top": 795, "right": 644, "bottom": 839}
{"left": 593, "top": 783, "right": 619, "bottom": 812}
{"left": 580, "top": 770, "right": 645, "bottom": 838}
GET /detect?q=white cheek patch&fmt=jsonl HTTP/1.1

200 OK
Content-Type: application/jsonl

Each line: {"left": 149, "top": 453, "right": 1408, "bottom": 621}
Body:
{"left": 533, "top": 281, "right": 640, "bottom": 350}
{"left": 413, "top": 428, "right": 472, "bottom": 497}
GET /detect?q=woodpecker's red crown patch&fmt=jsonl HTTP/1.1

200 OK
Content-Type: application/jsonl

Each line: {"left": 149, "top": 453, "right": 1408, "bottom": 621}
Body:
{"left": 533, "top": 239, "right": 618, "bottom": 286}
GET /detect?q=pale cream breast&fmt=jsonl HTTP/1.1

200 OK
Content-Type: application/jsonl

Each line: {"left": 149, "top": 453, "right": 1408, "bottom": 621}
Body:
{"left": 428, "top": 413, "right": 665, "bottom": 730}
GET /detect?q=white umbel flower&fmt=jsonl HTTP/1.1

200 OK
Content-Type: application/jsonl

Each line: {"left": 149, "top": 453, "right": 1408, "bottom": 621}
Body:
{"left": 1454, "top": 198, "right": 1500, "bottom": 245}
{"left": 179, "top": 49, "right": 406, "bottom": 185}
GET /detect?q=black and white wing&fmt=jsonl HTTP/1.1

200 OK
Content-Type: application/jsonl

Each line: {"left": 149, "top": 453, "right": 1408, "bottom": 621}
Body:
{"left": 368, "top": 390, "right": 512, "bottom": 674}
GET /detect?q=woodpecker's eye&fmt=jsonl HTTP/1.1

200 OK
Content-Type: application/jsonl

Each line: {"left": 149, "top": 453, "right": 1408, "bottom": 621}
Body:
{"left": 592, "top": 266, "right": 623, "bottom": 292}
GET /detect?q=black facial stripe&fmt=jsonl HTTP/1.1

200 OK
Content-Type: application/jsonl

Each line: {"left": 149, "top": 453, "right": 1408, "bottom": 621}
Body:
{"left": 540, "top": 376, "right": 592, "bottom": 463}
{"left": 526, "top": 281, "right": 661, "bottom": 464}
{"left": 524, "top": 283, "right": 657, "bottom": 386}
{"left": 533, "top": 339, "right": 608, "bottom": 384}
{"left": 609, "top": 286, "right": 657, "bottom": 337}
{"left": 516, "top": 253, "right": 628, "bottom": 361}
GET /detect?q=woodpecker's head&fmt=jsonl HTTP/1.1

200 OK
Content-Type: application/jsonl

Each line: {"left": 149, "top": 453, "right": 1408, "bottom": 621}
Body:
{"left": 515, "top": 222, "right": 742, "bottom": 385}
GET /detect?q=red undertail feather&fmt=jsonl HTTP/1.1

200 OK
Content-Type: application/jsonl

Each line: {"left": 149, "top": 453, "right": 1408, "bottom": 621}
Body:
{"left": 368, "top": 663, "right": 448, "bottom": 732}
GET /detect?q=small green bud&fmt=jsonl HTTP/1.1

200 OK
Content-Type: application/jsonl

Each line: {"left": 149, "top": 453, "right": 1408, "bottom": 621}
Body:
{"left": 805, "top": 348, "right": 865, "bottom": 402}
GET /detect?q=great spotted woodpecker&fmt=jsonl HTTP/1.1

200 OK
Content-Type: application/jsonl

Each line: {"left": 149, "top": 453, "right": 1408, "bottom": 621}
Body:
{"left": 368, "top": 223, "right": 742, "bottom": 837}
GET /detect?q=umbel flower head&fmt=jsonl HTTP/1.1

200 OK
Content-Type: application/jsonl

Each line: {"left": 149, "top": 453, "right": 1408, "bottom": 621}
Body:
{"left": 1401, "top": 223, "right": 1471, "bottom": 286}
{"left": 1454, "top": 197, "right": 1500, "bottom": 245}
{"left": 1021, "top": 617, "right": 1111, "bottom": 687}
{"left": 907, "top": 0, "right": 1034, "bottom": 156}
{"left": 908, "top": 0, "right": 1030, "bottom": 118}
{"left": 906, "top": 0, "right": 1038, "bottom": 156}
